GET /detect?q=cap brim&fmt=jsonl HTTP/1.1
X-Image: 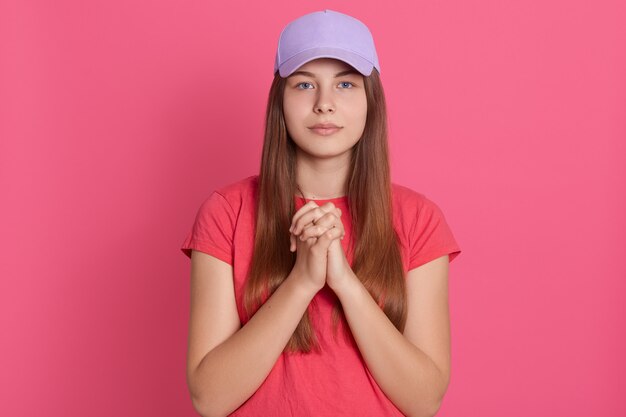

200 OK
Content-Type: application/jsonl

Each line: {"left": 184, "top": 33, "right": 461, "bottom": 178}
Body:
{"left": 277, "top": 47, "right": 375, "bottom": 77}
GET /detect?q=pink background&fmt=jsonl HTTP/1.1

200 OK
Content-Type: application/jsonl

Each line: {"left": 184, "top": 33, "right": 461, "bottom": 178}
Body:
{"left": 1, "top": 0, "right": 625, "bottom": 415}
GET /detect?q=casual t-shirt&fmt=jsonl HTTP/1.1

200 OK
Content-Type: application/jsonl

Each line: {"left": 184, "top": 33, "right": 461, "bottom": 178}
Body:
{"left": 181, "top": 175, "right": 461, "bottom": 416}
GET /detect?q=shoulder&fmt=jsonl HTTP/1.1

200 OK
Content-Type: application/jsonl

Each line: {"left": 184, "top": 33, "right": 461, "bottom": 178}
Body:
{"left": 391, "top": 182, "right": 462, "bottom": 268}
{"left": 391, "top": 182, "right": 436, "bottom": 214}
{"left": 390, "top": 182, "right": 451, "bottom": 230}
{"left": 214, "top": 174, "right": 258, "bottom": 197}
{"left": 210, "top": 175, "right": 258, "bottom": 208}
{"left": 214, "top": 174, "right": 258, "bottom": 196}
{"left": 196, "top": 175, "right": 258, "bottom": 219}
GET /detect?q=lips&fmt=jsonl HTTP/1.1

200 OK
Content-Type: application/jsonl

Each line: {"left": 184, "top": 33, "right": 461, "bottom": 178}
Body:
{"left": 308, "top": 123, "right": 342, "bottom": 136}
{"left": 309, "top": 123, "right": 340, "bottom": 129}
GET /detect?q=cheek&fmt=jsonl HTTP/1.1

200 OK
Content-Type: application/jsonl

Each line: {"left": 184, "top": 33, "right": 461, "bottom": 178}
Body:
{"left": 348, "top": 99, "right": 368, "bottom": 139}
{"left": 282, "top": 99, "right": 296, "bottom": 131}
{"left": 346, "top": 96, "right": 367, "bottom": 127}
{"left": 282, "top": 95, "right": 306, "bottom": 126}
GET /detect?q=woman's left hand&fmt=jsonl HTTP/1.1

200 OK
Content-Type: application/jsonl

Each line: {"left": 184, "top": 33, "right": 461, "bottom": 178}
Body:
{"left": 325, "top": 237, "right": 355, "bottom": 292}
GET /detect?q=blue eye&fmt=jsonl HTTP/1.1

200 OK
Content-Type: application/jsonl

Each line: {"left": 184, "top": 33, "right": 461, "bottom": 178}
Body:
{"left": 295, "top": 81, "right": 354, "bottom": 89}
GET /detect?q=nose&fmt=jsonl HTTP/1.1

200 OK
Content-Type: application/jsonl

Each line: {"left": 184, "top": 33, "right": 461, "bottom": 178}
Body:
{"left": 314, "top": 87, "right": 335, "bottom": 114}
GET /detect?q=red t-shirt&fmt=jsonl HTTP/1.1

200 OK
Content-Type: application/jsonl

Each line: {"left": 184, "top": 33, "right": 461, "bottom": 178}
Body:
{"left": 181, "top": 175, "right": 461, "bottom": 416}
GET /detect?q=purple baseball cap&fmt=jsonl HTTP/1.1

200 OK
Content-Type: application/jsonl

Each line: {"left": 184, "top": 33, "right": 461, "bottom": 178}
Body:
{"left": 274, "top": 9, "right": 381, "bottom": 77}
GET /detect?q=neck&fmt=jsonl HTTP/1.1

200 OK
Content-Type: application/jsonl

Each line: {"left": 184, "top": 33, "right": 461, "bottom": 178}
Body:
{"left": 295, "top": 150, "right": 351, "bottom": 199}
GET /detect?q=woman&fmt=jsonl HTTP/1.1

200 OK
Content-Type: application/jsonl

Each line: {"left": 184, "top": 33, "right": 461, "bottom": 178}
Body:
{"left": 181, "top": 9, "right": 461, "bottom": 417}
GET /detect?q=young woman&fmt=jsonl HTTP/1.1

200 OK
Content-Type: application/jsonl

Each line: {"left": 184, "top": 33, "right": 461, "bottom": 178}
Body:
{"left": 181, "top": 9, "right": 461, "bottom": 417}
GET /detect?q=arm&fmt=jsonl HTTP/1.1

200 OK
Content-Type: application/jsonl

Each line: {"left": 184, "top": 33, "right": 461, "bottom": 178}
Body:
{"left": 292, "top": 202, "right": 453, "bottom": 416}
{"left": 332, "top": 255, "right": 452, "bottom": 417}
{"left": 187, "top": 205, "right": 342, "bottom": 417}
{"left": 186, "top": 250, "right": 318, "bottom": 417}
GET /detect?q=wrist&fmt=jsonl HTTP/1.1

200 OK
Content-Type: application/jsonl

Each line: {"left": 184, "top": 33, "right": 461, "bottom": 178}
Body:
{"left": 284, "top": 271, "right": 322, "bottom": 301}
{"left": 329, "top": 270, "right": 362, "bottom": 301}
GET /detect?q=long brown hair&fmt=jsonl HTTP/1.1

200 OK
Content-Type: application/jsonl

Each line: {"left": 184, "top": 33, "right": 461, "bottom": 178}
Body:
{"left": 243, "top": 68, "right": 406, "bottom": 352}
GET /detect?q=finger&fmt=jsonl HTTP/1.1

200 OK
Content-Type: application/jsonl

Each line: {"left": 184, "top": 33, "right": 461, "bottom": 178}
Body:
{"left": 312, "top": 226, "right": 344, "bottom": 250}
{"left": 330, "top": 207, "right": 342, "bottom": 220}
{"left": 293, "top": 203, "right": 335, "bottom": 234}
{"left": 333, "top": 208, "right": 345, "bottom": 237}
{"left": 292, "top": 203, "right": 338, "bottom": 235}
{"left": 292, "top": 201, "right": 336, "bottom": 232}
{"left": 293, "top": 232, "right": 318, "bottom": 251}
{"left": 302, "top": 226, "right": 345, "bottom": 242}
{"left": 292, "top": 207, "right": 325, "bottom": 235}
{"left": 299, "top": 223, "right": 334, "bottom": 241}
{"left": 290, "top": 201, "right": 319, "bottom": 234}
{"left": 312, "top": 211, "right": 342, "bottom": 228}
{"left": 321, "top": 202, "right": 339, "bottom": 216}
{"left": 299, "top": 213, "right": 343, "bottom": 240}
{"left": 290, "top": 233, "right": 296, "bottom": 252}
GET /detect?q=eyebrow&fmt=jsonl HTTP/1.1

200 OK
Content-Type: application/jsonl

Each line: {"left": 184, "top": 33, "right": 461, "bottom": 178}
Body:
{"left": 287, "top": 69, "right": 360, "bottom": 78}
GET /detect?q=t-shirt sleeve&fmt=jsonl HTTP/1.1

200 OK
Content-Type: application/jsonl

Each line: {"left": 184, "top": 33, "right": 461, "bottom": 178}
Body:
{"left": 180, "top": 191, "right": 236, "bottom": 265}
{"left": 408, "top": 196, "right": 461, "bottom": 270}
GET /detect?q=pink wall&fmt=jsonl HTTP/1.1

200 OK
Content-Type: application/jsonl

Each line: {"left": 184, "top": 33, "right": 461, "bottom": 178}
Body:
{"left": 1, "top": 1, "right": 625, "bottom": 415}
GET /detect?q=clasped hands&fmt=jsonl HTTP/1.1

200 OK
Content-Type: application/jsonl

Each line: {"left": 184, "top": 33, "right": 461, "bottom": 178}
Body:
{"left": 288, "top": 201, "right": 355, "bottom": 293}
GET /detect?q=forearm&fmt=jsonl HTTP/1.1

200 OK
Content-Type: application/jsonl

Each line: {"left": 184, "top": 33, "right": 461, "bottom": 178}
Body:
{"left": 191, "top": 274, "right": 317, "bottom": 417}
{"left": 333, "top": 273, "right": 447, "bottom": 417}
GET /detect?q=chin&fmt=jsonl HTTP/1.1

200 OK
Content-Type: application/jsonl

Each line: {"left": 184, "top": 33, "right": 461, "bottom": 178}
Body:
{"left": 301, "top": 147, "right": 353, "bottom": 160}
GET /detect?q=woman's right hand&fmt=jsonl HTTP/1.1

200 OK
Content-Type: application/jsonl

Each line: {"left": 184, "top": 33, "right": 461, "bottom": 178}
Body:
{"left": 288, "top": 201, "right": 344, "bottom": 293}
